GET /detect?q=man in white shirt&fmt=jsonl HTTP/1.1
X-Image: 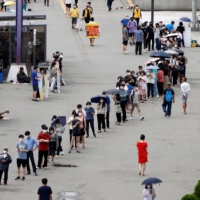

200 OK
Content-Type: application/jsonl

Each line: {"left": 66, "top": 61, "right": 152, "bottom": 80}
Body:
{"left": 181, "top": 77, "right": 190, "bottom": 114}
{"left": 176, "top": 29, "right": 182, "bottom": 48}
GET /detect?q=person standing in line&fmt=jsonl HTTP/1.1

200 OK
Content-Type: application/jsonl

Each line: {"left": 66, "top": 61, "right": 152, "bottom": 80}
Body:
{"left": 32, "top": 66, "right": 40, "bottom": 101}
{"left": 127, "top": 17, "right": 137, "bottom": 45}
{"left": 133, "top": 5, "right": 142, "bottom": 25}
{"left": 102, "top": 91, "right": 111, "bottom": 129}
{"left": 48, "top": 127, "right": 59, "bottom": 162}
{"left": 146, "top": 23, "right": 154, "bottom": 51}
{"left": 133, "top": 25, "right": 144, "bottom": 55}
{"left": 37, "top": 178, "right": 53, "bottom": 200}
{"left": 68, "top": 113, "right": 81, "bottom": 153}
{"left": 130, "top": 85, "right": 144, "bottom": 120}
{"left": 166, "top": 21, "right": 175, "bottom": 33}
{"left": 24, "top": 131, "right": 38, "bottom": 176}
{"left": 0, "top": 148, "right": 12, "bottom": 185}
{"left": 77, "top": 110, "right": 86, "bottom": 148}
{"left": 37, "top": 125, "right": 50, "bottom": 170}
{"left": 82, "top": 4, "right": 90, "bottom": 24}
{"left": 136, "top": 134, "right": 148, "bottom": 176}
{"left": 67, "top": 110, "right": 76, "bottom": 148}
{"left": 65, "top": 0, "right": 71, "bottom": 16}
{"left": 120, "top": 15, "right": 130, "bottom": 28}
{"left": 119, "top": 84, "right": 127, "bottom": 123}
{"left": 84, "top": 102, "right": 96, "bottom": 138}
{"left": 155, "top": 23, "right": 161, "bottom": 51}
{"left": 75, "top": 0, "right": 78, "bottom": 7}
{"left": 112, "top": 94, "right": 122, "bottom": 125}
{"left": 146, "top": 69, "right": 155, "bottom": 98}
{"left": 137, "top": 71, "right": 147, "bottom": 103}
{"left": 15, "top": 135, "right": 28, "bottom": 181}
{"left": 53, "top": 119, "right": 65, "bottom": 158}
{"left": 157, "top": 68, "right": 164, "bottom": 96}
{"left": 122, "top": 25, "right": 129, "bottom": 54}
{"left": 181, "top": 78, "right": 190, "bottom": 114}
{"left": 87, "top": 2, "right": 93, "bottom": 16}
{"left": 97, "top": 98, "right": 107, "bottom": 132}
{"left": 70, "top": 4, "right": 79, "bottom": 29}
{"left": 176, "top": 29, "right": 182, "bottom": 48}
{"left": 76, "top": 104, "right": 86, "bottom": 117}
{"left": 141, "top": 23, "right": 148, "bottom": 53}
{"left": 107, "top": 0, "right": 113, "bottom": 11}
{"left": 162, "top": 83, "right": 175, "bottom": 117}
{"left": 177, "top": 22, "right": 185, "bottom": 47}
{"left": 50, "top": 62, "right": 57, "bottom": 93}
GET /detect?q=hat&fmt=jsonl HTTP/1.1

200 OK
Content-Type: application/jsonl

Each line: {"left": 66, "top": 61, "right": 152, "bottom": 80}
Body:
{"left": 126, "top": 69, "right": 130, "bottom": 72}
{"left": 41, "top": 124, "right": 48, "bottom": 130}
{"left": 51, "top": 115, "right": 57, "bottom": 121}
{"left": 102, "top": 90, "right": 106, "bottom": 95}
{"left": 167, "top": 83, "right": 171, "bottom": 86}
{"left": 3, "top": 148, "right": 8, "bottom": 151}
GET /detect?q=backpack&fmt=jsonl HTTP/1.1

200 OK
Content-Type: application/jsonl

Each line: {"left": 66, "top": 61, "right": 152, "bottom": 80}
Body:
{"left": 165, "top": 89, "right": 172, "bottom": 102}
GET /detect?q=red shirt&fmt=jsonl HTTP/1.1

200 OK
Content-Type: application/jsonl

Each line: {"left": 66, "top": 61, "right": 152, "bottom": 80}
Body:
{"left": 157, "top": 70, "right": 164, "bottom": 82}
{"left": 37, "top": 132, "right": 50, "bottom": 151}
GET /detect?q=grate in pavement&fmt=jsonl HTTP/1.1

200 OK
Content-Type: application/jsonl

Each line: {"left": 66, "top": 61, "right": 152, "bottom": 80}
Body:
{"left": 54, "top": 164, "right": 77, "bottom": 167}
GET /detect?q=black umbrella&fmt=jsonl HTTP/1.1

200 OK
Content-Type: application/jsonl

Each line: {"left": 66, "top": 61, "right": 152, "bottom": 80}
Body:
{"left": 150, "top": 51, "right": 170, "bottom": 58}
{"left": 91, "top": 95, "right": 108, "bottom": 103}
{"left": 173, "top": 48, "right": 184, "bottom": 54}
{"left": 141, "top": 177, "right": 162, "bottom": 185}
{"left": 106, "top": 89, "right": 120, "bottom": 95}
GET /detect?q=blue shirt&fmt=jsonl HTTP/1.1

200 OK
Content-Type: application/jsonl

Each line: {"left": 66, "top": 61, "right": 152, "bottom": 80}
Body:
{"left": 134, "top": 30, "right": 144, "bottom": 42}
{"left": 32, "top": 71, "right": 38, "bottom": 86}
{"left": 127, "top": 84, "right": 133, "bottom": 94}
{"left": 166, "top": 23, "right": 174, "bottom": 32}
{"left": 153, "top": 69, "right": 158, "bottom": 82}
{"left": 16, "top": 142, "right": 28, "bottom": 160}
{"left": 121, "top": 18, "right": 130, "bottom": 26}
{"left": 120, "top": 90, "right": 127, "bottom": 101}
{"left": 24, "top": 136, "right": 39, "bottom": 151}
{"left": 84, "top": 107, "right": 95, "bottom": 120}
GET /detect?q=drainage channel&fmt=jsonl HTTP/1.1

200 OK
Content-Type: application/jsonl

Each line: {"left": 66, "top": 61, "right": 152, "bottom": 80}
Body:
{"left": 57, "top": 191, "right": 81, "bottom": 200}
{"left": 54, "top": 164, "right": 77, "bottom": 168}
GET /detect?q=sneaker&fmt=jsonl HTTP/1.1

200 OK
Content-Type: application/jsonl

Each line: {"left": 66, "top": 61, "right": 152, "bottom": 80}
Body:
{"left": 140, "top": 117, "right": 144, "bottom": 120}
{"left": 156, "top": 95, "right": 159, "bottom": 98}
{"left": 164, "top": 112, "right": 167, "bottom": 117}
{"left": 130, "top": 116, "right": 134, "bottom": 120}
{"left": 61, "top": 151, "right": 64, "bottom": 155}
{"left": 35, "top": 173, "right": 38, "bottom": 176}
{"left": 5, "top": 109, "right": 9, "bottom": 114}
{"left": 124, "top": 51, "right": 129, "bottom": 54}
{"left": 43, "top": 167, "right": 47, "bottom": 170}
{"left": 15, "top": 176, "right": 20, "bottom": 180}
{"left": 36, "top": 167, "right": 41, "bottom": 169}
{"left": 22, "top": 177, "right": 25, "bottom": 181}
{"left": 143, "top": 49, "right": 147, "bottom": 53}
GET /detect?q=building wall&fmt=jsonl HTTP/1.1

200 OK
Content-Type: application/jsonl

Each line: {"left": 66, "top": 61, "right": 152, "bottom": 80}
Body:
{"left": 134, "top": 0, "right": 200, "bottom": 11}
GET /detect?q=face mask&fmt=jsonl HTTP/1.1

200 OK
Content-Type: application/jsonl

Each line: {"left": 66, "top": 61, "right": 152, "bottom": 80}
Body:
{"left": 78, "top": 113, "right": 82, "bottom": 116}
{"left": 19, "top": 138, "right": 23, "bottom": 142}
{"left": 86, "top": 106, "right": 90, "bottom": 109}
{"left": 26, "top": 136, "right": 29, "bottom": 139}
{"left": 125, "top": 17, "right": 128, "bottom": 19}
{"left": 73, "top": 6, "right": 76, "bottom": 8}
{"left": 56, "top": 124, "right": 59, "bottom": 127}
{"left": 100, "top": 100, "right": 104, "bottom": 103}
{"left": 3, "top": 150, "right": 7, "bottom": 154}
{"left": 127, "top": 73, "right": 130, "bottom": 75}
{"left": 120, "top": 87, "right": 124, "bottom": 90}
{"left": 50, "top": 131, "right": 54, "bottom": 134}
{"left": 42, "top": 130, "right": 47, "bottom": 133}
{"left": 147, "top": 185, "right": 151, "bottom": 189}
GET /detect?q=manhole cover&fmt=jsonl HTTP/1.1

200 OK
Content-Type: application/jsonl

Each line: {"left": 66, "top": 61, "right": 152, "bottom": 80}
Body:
{"left": 54, "top": 164, "right": 77, "bottom": 167}
{"left": 58, "top": 191, "right": 80, "bottom": 198}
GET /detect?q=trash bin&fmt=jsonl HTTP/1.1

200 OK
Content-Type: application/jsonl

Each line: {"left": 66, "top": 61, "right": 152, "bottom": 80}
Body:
{"left": 0, "top": 60, "right": 3, "bottom": 83}
{"left": 191, "top": 40, "right": 197, "bottom": 47}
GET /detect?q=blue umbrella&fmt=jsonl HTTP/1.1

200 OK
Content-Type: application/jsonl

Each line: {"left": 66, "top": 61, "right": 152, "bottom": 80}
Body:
{"left": 51, "top": 116, "right": 66, "bottom": 127}
{"left": 91, "top": 95, "right": 108, "bottom": 103}
{"left": 150, "top": 51, "right": 170, "bottom": 58}
{"left": 180, "top": 17, "right": 191, "bottom": 22}
{"left": 106, "top": 89, "right": 120, "bottom": 95}
{"left": 145, "top": 66, "right": 159, "bottom": 70}
{"left": 141, "top": 177, "right": 162, "bottom": 185}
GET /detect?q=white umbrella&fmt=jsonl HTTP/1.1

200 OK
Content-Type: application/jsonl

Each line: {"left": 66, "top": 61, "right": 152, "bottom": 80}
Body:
{"left": 165, "top": 50, "right": 178, "bottom": 55}
{"left": 166, "top": 33, "right": 178, "bottom": 38}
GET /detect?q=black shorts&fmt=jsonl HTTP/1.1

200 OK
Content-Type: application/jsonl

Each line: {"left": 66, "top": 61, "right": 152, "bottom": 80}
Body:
{"left": 17, "top": 158, "right": 27, "bottom": 168}
{"left": 72, "top": 18, "right": 77, "bottom": 25}
{"left": 49, "top": 149, "right": 56, "bottom": 156}
{"left": 66, "top": 3, "right": 71, "bottom": 8}
{"left": 123, "top": 41, "right": 128, "bottom": 46}
{"left": 80, "top": 128, "right": 85, "bottom": 136}
{"left": 129, "top": 32, "right": 134, "bottom": 37}
{"left": 33, "top": 85, "right": 38, "bottom": 92}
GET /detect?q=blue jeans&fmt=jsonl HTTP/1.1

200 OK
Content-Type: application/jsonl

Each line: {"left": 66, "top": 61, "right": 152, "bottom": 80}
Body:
{"left": 150, "top": 82, "right": 158, "bottom": 96}
{"left": 155, "top": 38, "right": 161, "bottom": 51}
{"left": 162, "top": 101, "right": 172, "bottom": 116}
{"left": 27, "top": 151, "right": 37, "bottom": 173}
{"left": 177, "top": 38, "right": 181, "bottom": 47}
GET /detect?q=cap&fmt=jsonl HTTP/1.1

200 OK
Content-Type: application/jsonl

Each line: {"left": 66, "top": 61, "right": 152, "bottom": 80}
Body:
{"left": 126, "top": 69, "right": 130, "bottom": 72}
{"left": 102, "top": 90, "right": 106, "bottom": 95}
{"left": 3, "top": 147, "right": 8, "bottom": 151}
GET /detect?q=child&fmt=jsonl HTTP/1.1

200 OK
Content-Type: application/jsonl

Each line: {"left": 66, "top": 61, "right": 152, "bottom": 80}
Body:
{"left": 112, "top": 94, "right": 122, "bottom": 125}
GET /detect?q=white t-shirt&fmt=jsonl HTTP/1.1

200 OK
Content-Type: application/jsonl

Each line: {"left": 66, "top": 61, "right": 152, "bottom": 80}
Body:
{"left": 67, "top": 116, "right": 74, "bottom": 130}
{"left": 181, "top": 82, "right": 190, "bottom": 96}
{"left": 65, "top": 0, "right": 71, "bottom": 4}
{"left": 146, "top": 72, "right": 155, "bottom": 84}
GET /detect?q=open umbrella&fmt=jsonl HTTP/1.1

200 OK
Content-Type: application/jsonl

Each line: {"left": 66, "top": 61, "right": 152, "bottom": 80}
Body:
{"left": 173, "top": 48, "right": 184, "bottom": 54}
{"left": 3, "top": 1, "right": 15, "bottom": 6}
{"left": 180, "top": 17, "right": 191, "bottom": 23}
{"left": 166, "top": 33, "right": 178, "bottom": 38}
{"left": 106, "top": 89, "right": 120, "bottom": 95}
{"left": 91, "top": 95, "right": 108, "bottom": 103}
{"left": 150, "top": 51, "right": 170, "bottom": 58}
{"left": 165, "top": 50, "right": 178, "bottom": 55}
{"left": 145, "top": 66, "right": 159, "bottom": 70}
{"left": 51, "top": 116, "right": 66, "bottom": 127}
{"left": 141, "top": 177, "right": 162, "bottom": 185}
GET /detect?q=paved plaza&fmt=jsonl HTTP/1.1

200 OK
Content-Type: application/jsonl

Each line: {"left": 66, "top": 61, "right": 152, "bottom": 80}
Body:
{"left": 1, "top": 0, "right": 200, "bottom": 200}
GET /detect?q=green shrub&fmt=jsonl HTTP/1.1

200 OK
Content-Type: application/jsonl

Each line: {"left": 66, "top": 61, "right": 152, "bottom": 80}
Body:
{"left": 181, "top": 194, "right": 199, "bottom": 200}
{"left": 194, "top": 181, "right": 200, "bottom": 198}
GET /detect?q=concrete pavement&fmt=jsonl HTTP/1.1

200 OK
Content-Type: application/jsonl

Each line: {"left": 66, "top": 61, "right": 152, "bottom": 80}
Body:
{"left": 1, "top": 0, "right": 200, "bottom": 200}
